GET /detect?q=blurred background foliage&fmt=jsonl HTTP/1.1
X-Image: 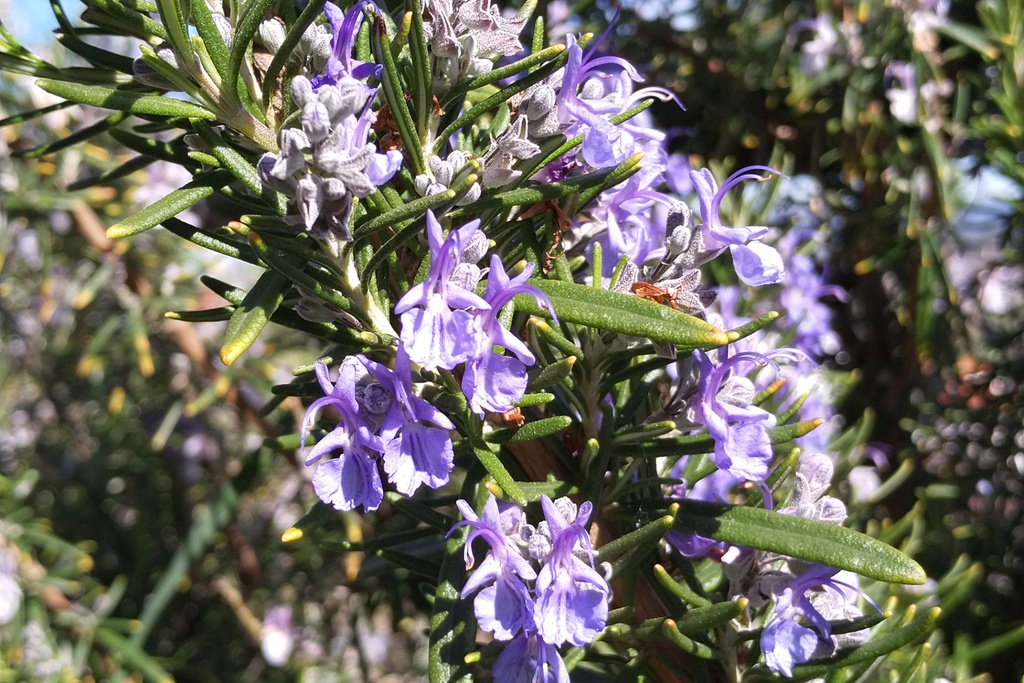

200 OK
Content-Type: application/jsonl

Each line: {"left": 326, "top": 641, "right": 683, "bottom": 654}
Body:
{"left": 1, "top": 0, "right": 1023, "bottom": 680}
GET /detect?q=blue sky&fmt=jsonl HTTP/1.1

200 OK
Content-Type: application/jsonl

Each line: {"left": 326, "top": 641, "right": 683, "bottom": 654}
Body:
{"left": 7, "top": 0, "right": 83, "bottom": 48}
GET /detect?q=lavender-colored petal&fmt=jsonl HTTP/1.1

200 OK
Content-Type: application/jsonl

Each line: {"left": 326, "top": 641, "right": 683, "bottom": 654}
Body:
{"left": 717, "top": 421, "right": 773, "bottom": 481}
{"left": 303, "top": 427, "right": 350, "bottom": 466}
{"left": 535, "top": 571, "right": 608, "bottom": 647}
{"left": 762, "top": 615, "right": 819, "bottom": 677}
{"left": 367, "top": 149, "right": 404, "bottom": 185}
{"left": 474, "top": 577, "right": 534, "bottom": 641}
{"left": 312, "top": 453, "right": 383, "bottom": 511}
{"left": 732, "top": 242, "right": 786, "bottom": 286}
{"left": 381, "top": 420, "right": 454, "bottom": 495}
{"left": 463, "top": 353, "right": 529, "bottom": 417}
{"left": 399, "top": 301, "right": 480, "bottom": 371}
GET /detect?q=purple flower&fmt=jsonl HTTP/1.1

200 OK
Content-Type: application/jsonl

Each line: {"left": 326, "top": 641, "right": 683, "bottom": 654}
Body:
{"left": 462, "top": 257, "right": 556, "bottom": 416}
{"left": 493, "top": 631, "right": 569, "bottom": 683}
{"left": 395, "top": 210, "right": 491, "bottom": 371}
{"left": 358, "top": 349, "right": 455, "bottom": 496}
{"left": 552, "top": 36, "right": 679, "bottom": 169}
{"left": 311, "top": 1, "right": 381, "bottom": 91}
{"left": 301, "top": 359, "right": 385, "bottom": 511}
{"left": 690, "top": 166, "right": 787, "bottom": 286}
{"left": 451, "top": 494, "right": 537, "bottom": 641}
{"left": 533, "top": 496, "right": 610, "bottom": 647}
{"left": 762, "top": 565, "right": 878, "bottom": 676}
{"left": 693, "top": 349, "right": 798, "bottom": 482}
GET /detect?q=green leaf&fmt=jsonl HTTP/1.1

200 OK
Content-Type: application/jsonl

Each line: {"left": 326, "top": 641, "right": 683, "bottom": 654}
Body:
{"left": 428, "top": 531, "right": 475, "bottom": 683}
{"left": 489, "top": 415, "right": 573, "bottom": 444}
{"left": 67, "top": 154, "right": 156, "bottom": 190}
{"left": 189, "top": 0, "right": 231, "bottom": 79}
{"left": 164, "top": 306, "right": 235, "bottom": 322}
{"left": 595, "top": 514, "right": 674, "bottom": 565}
{"left": 35, "top": 79, "right": 216, "bottom": 119}
{"left": 440, "top": 42, "right": 565, "bottom": 111}
{"left": 93, "top": 627, "right": 175, "bottom": 683}
{"left": 106, "top": 170, "right": 233, "bottom": 238}
{"left": 513, "top": 279, "right": 729, "bottom": 349}
{"left": 370, "top": 7, "right": 424, "bottom": 174}
{"left": 220, "top": 269, "right": 291, "bottom": 365}
{"left": 674, "top": 599, "right": 745, "bottom": 635}
{"left": 155, "top": 0, "right": 193, "bottom": 66}
{"left": 673, "top": 500, "right": 927, "bottom": 584}
{"left": 227, "top": 0, "right": 276, "bottom": 110}
{"left": 0, "top": 101, "right": 74, "bottom": 128}
{"left": 472, "top": 447, "right": 527, "bottom": 506}
{"left": 193, "top": 120, "right": 285, "bottom": 213}
{"left": 12, "top": 111, "right": 128, "bottom": 159}
{"left": 726, "top": 310, "right": 780, "bottom": 343}
{"left": 81, "top": 0, "right": 170, "bottom": 42}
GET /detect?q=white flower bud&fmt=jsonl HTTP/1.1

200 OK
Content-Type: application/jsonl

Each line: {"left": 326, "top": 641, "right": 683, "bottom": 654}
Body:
{"left": 258, "top": 19, "right": 286, "bottom": 53}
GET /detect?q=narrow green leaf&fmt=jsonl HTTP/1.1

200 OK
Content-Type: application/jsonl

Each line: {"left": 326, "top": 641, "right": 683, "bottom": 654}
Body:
{"left": 12, "top": 111, "right": 128, "bottom": 159}
{"left": 428, "top": 531, "right": 475, "bottom": 683}
{"left": 489, "top": 415, "right": 573, "bottom": 444}
{"left": 35, "top": 79, "right": 216, "bottom": 119}
{"left": 514, "top": 279, "right": 729, "bottom": 349}
{"left": 662, "top": 621, "right": 719, "bottom": 659}
{"left": 406, "top": 0, "right": 431, "bottom": 136}
{"left": 673, "top": 500, "right": 927, "bottom": 584}
{"left": 353, "top": 188, "right": 457, "bottom": 238}
{"left": 82, "top": 0, "right": 170, "bottom": 41}
{"left": 434, "top": 55, "right": 564, "bottom": 153}
{"left": 106, "top": 170, "right": 232, "bottom": 238}
{"left": 527, "top": 354, "right": 578, "bottom": 390}
{"left": 370, "top": 8, "right": 424, "bottom": 174}
{"left": 595, "top": 515, "right": 673, "bottom": 565}
{"left": 0, "top": 101, "right": 74, "bottom": 128}
{"left": 193, "top": 120, "right": 285, "bottom": 212}
{"left": 514, "top": 392, "right": 555, "bottom": 407}
{"left": 247, "top": 232, "right": 351, "bottom": 310}
{"left": 652, "top": 563, "right": 712, "bottom": 608}
{"left": 472, "top": 447, "right": 527, "bottom": 506}
{"left": 107, "top": 129, "right": 198, "bottom": 165}
{"left": 220, "top": 269, "right": 291, "bottom": 365}
{"left": 440, "top": 42, "right": 565, "bottom": 111}
{"left": 227, "top": 0, "right": 276, "bottom": 109}
{"left": 726, "top": 310, "right": 780, "bottom": 343}
{"left": 674, "top": 599, "right": 745, "bottom": 635}
{"left": 67, "top": 154, "right": 156, "bottom": 190}
{"left": 54, "top": 22, "right": 136, "bottom": 73}
{"left": 162, "top": 217, "right": 258, "bottom": 264}
{"left": 189, "top": 0, "right": 230, "bottom": 79}
{"left": 280, "top": 501, "right": 337, "bottom": 543}
{"left": 164, "top": 306, "right": 235, "bottom": 322}
{"left": 529, "top": 319, "right": 585, "bottom": 360}
{"left": 93, "top": 628, "right": 175, "bottom": 683}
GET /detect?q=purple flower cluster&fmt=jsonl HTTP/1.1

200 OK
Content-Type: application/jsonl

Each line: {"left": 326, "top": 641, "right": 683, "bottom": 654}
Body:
{"left": 395, "top": 210, "right": 556, "bottom": 416}
{"left": 258, "top": 2, "right": 402, "bottom": 246}
{"left": 451, "top": 494, "right": 610, "bottom": 682}
{"left": 300, "top": 352, "right": 454, "bottom": 511}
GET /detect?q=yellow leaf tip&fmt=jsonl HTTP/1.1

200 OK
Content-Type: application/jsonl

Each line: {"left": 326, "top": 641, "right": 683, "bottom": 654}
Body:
{"left": 281, "top": 527, "right": 303, "bottom": 543}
